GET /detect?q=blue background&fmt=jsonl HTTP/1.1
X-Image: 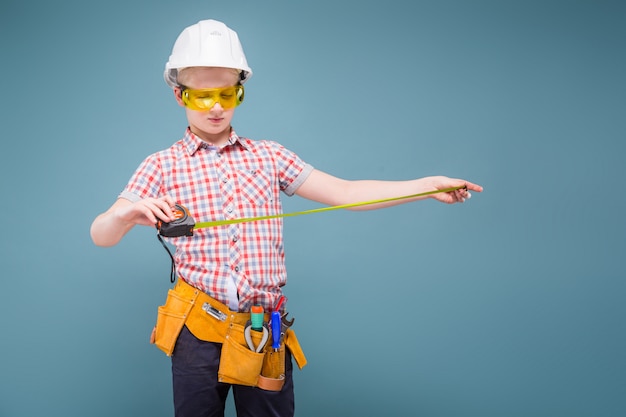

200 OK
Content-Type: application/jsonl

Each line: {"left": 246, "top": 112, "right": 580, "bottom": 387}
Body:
{"left": 1, "top": 0, "right": 624, "bottom": 416}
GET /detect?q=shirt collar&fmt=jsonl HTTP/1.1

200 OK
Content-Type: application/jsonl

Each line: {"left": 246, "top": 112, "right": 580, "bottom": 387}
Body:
{"left": 183, "top": 127, "right": 249, "bottom": 155}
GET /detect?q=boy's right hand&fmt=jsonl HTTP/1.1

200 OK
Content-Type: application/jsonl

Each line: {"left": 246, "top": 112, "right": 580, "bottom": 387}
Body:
{"left": 115, "top": 196, "right": 178, "bottom": 227}
{"left": 90, "top": 195, "right": 178, "bottom": 247}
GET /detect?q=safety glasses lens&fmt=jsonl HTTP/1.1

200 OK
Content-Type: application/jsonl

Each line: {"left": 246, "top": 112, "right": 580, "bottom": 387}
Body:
{"left": 181, "top": 85, "right": 244, "bottom": 111}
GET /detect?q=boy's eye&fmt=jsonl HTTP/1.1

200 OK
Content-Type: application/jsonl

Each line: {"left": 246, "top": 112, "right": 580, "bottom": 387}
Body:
{"left": 197, "top": 93, "right": 216, "bottom": 100}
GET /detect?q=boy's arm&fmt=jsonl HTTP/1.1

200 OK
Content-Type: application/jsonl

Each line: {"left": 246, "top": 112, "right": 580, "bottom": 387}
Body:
{"left": 295, "top": 169, "right": 483, "bottom": 208}
{"left": 90, "top": 196, "right": 177, "bottom": 247}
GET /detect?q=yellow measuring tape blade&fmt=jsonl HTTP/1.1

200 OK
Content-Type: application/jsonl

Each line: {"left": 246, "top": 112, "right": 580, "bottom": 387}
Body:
{"left": 194, "top": 185, "right": 466, "bottom": 229}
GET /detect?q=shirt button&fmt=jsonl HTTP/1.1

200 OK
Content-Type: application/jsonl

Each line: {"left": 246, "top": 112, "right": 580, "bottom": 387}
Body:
{"left": 234, "top": 266, "right": 240, "bottom": 272}
{"left": 222, "top": 177, "right": 228, "bottom": 183}
{"left": 227, "top": 206, "right": 233, "bottom": 213}
{"left": 232, "top": 236, "right": 238, "bottom": 242}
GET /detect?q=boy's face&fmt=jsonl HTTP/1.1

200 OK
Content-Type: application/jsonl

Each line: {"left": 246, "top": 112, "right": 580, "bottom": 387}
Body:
{"left": 173, "top": 67, "right": 241, "bottom": 145}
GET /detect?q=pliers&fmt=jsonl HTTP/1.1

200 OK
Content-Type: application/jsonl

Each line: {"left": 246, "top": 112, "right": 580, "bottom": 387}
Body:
{"left": 244, "top": 322, "right": 269, "bottom": 353}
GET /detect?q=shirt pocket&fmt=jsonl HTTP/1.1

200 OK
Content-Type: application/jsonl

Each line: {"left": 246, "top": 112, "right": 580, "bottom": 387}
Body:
{"left": 235, "top": 168, "right": 273, "bottom": 207}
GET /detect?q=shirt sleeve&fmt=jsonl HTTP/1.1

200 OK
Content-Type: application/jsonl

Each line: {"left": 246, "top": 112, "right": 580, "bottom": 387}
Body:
{"left": 118, "top": 153, "right": 164, "bottom": 201}
{"left": 265, "top": 141, "right": 314, "bottom": 196}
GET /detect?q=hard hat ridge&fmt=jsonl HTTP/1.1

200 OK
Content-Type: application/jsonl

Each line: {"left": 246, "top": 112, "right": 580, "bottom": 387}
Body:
{"left": 164, "top": 19, "right": 253, "bottom": 88}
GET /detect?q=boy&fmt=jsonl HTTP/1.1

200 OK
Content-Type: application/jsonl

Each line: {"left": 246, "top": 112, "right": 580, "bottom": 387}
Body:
{"left": 90, "top": 19, "right": 482, "bottom": 417}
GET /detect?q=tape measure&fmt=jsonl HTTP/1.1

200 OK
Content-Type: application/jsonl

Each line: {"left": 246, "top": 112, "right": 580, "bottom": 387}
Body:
{"left": 156, "top": 204, "right": 195, "bottom": 237}
{"left": 155, "top": 185, "right": 466, "bottom": 282}
{"left": 157, "top": 185, "right": 467, "bottom": 237}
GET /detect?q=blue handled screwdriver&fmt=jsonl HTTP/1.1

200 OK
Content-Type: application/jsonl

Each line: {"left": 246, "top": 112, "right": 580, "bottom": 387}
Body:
{"left": 271, "top": 311, "right": 281, "bottom": 351}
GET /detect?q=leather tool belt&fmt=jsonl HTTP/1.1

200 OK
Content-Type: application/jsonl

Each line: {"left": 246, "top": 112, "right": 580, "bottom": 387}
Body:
{"left": 150, "top": 279, "right": 307, "bottom": 391}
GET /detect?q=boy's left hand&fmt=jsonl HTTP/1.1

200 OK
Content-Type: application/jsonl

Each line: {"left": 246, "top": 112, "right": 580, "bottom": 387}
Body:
{"left": 426, "top": 176, "right": 483, "bottom": 204}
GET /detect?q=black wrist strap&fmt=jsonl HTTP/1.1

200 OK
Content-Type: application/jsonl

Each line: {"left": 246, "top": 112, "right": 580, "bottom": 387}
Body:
{"left": 157, "top": 233, "right": 177, "bottom": 283}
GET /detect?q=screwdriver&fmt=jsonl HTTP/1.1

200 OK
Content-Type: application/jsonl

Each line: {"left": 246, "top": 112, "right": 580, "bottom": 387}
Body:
{"left": 271, "top": 310, "right": 281, "bottom": 351}
{"left": 269, "top": 295, "right": 286, "bottom": 351}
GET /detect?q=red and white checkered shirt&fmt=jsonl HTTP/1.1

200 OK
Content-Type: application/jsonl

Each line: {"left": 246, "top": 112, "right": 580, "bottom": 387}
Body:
{"left": 120, "top": 128, "right": 313, "bottom": 312}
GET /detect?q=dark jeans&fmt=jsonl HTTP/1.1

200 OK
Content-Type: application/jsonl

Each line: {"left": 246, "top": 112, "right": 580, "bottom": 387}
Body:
{"left": 172, "top": 326, "right": 295, "bottom": 417}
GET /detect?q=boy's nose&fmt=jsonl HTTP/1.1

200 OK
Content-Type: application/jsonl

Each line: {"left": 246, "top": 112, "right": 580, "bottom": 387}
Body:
{"left": 209, "top": 100, "right": 224, "bottom": 111}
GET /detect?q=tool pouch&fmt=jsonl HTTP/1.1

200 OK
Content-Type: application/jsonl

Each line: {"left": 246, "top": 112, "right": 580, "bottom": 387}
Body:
{"left": 152, "top": 288, "right": 196, "bottom": 356}
{"left": 258, "top": 346, "right": 286, "bottom": 391}
{"left": 218, "top": 322, "right": 266, "bottom": 387}
{"left": 284, "top": 328, "right": 306, "bottom": 370}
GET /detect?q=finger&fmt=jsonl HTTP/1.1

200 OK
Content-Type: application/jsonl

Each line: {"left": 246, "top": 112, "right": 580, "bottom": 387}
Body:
{"left": 162, "top": 201, "right": 177, "bottom": 221}
{"left": 151, "top": 198, "right": 177, "bottom": 221}
{"left": 453, "top": 189, "right": 465, "bottom": 203}
{"left": 461, "top": 181, "right": 483, "bottom": 193}
{"left": 136, "top": 204, "right": 159, "bottom": 225}
{"left": 437, "top": 191, "right": 457, "bottom": 205}
{"left": 146, "top": 202, "right": 168, "bottom": 225}
{"left": 162, "top": 194, "right": 177, "bottom": 207}
{"left": 155, "top": 203, "right": 176, "bottom": 222}
{"left": 139, "top": 199, "right": 172, "bottom": 225}
{"left": 459, "top": 188, "right": 472, "bottom": 200}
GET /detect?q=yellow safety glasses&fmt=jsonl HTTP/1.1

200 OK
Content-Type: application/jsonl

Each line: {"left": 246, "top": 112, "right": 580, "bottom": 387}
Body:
{"left": 180, "top": 85, "right": 245, "bottom": 111}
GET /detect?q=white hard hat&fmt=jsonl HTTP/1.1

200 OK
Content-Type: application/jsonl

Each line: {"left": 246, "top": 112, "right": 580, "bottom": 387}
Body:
{"left": 164, "top": 19, "right": 253, "bottom": 88}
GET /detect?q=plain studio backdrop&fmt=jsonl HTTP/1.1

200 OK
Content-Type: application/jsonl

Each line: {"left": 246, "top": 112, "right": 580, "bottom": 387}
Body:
{"left": 0, "top": 0, "right": 624, "bottom": 416}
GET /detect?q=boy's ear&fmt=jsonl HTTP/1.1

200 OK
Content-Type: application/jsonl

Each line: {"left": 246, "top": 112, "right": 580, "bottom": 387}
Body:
{"left": 173, "top": 87, "right": 185, "bottom": 107}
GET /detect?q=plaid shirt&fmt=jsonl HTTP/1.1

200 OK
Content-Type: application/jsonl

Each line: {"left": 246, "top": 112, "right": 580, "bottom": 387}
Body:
{"left": 120, "top": 128, "right": 313, "bottom": 312}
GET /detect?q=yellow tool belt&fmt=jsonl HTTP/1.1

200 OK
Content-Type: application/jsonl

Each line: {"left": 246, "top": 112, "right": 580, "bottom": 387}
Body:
{"left": 150, "top": 279, "right": 307, "bottom": 391}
